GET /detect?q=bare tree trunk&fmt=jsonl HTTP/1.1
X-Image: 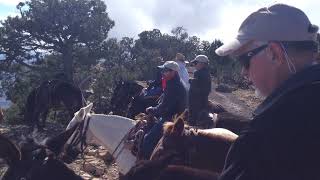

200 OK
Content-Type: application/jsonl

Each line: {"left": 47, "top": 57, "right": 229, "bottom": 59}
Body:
{"left": 62, "top": 45, "right": 74, "bottom": 82}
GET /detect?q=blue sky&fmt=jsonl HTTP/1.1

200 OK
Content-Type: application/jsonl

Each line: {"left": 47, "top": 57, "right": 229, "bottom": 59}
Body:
{"left": 0, "top": 3, "right": 17, "bottom": 19}
{"left": 0, "top": 0, "right": 319, "bottom": 43}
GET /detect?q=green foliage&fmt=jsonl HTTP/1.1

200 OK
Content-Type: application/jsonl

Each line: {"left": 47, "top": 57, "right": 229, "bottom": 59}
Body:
{"left": 4, "top": 103, "right": 23, "bottom": 124}
{"left": 0, "top": 2, "right": 245, "bottom": 124}
{"left": 0, "top": 0, "right": 114, "bottom": 80}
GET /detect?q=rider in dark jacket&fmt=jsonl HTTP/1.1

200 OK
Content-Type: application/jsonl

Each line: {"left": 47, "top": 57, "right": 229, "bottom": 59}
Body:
{"left": 142, "top": 61, "right": 187, "bottom": 159}
{"left": 188, "top": 55, "right": 211, "bottom": 126}
{"left": 220, "top": 64, "right": 320, "bottom": 180}
{"left": 151, "top": 73, "right": 186, "bottom": 121}
{"left": 215, "top": 4, "right": 320, "bottom": 180}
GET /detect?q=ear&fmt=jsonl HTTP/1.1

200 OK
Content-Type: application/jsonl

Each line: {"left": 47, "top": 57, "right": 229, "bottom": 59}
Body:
{"left": 268, "top": 42, "right": 286, "bottom": 65}
{"left": 83, "top": 103, "right": 93, "bottom": 115}
{"left": 173, "top": 117, "right": 184, "bottom": 135}
{"left": 77, "top": 108, "right": 85, "bottom": 120}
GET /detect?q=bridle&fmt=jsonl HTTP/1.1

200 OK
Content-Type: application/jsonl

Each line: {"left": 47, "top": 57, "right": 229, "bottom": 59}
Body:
{"left": 110, "top": 123, "right": 139, "bottom": 161}
{"left": 184, "top": 128, "right": 199, "bottom": 166}
{"left": 160, "top": 128, "right": 199, "bottom": 167}
{"left": 67, "top": 113, "right": 91, "bottom": 155}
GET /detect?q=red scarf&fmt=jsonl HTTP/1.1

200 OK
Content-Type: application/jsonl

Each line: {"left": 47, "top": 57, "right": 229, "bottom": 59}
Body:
{"left": 161, "top": 77, "right": 167, "bottom": 91}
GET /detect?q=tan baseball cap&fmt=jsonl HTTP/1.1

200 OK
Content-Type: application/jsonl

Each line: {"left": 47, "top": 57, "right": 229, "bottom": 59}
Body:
{"left": 215, "top": 4, "right": 318, "bottom": 56}
{"left": 158, "top": 61, "right": 180, "bottom": 72}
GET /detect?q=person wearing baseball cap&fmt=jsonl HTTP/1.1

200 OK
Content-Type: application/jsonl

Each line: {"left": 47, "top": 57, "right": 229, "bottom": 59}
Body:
{"left": 174, "top": 53, "right": 190, "bottom": 90}
{"left": 188, "top": 55, "right": 212, "bottom": 126}
{"left": 142, "top": 61, "right": 187, "bottom": 159}
{"left": 216, "top": 4, "right": 320, "bottom": 180}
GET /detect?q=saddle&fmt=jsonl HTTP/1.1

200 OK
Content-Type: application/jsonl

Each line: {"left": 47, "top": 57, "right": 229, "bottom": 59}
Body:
{"left": 125, "top": 114, "right": 158, "bottom": 159}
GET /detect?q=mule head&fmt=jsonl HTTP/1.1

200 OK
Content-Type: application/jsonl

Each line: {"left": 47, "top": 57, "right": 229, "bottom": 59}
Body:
{"left": 67, "top": 103, "right": 93, "bottom": 130}
{"left": 150, "top": 112, "right": 187, "bottom": 160}
{"left": 45, "top": 121, "right": 82, "bottom": 157}
{"left": 0, "top": 134, "right": 82, "bottom": 180}
{"left": 0, "top": 134, "right": 21, "bottom": 166}
{"left": 110, "top": 81, "right": 141, "bottom": 116}
{"left": 121, "top": 153, "right": 177, "bottom": 180}
{"left": 63, "top": 103, "right": 93, "bottom": 163}
{"left": 163, "top": 113, "right": 186, "bottom": 136}
{"left": 130, "top": 81, "right": 144, "bottom": 97}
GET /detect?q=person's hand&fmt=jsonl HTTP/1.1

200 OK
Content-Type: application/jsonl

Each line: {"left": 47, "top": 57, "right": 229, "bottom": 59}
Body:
{"left": 146, "top": 107, "right": 154, "bottom": 114}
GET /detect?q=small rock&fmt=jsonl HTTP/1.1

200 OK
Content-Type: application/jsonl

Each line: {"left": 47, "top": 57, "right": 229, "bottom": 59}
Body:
{"left": 99, "top": 151, "right": 114, "bottom": 163}
{"left": 81, "top": 172, "right": 92, "bottom": 180}
{"left": 86, "top": 149, "right": 98, "bottom": 156}
{"left": 83, "top": 162, "right": 104, "bottom": 177}
{"left": 216, "top": 84, "right": 236, "bottom": 93}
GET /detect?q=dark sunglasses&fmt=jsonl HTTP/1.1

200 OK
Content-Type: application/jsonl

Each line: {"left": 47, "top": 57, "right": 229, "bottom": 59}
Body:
{"left": 237, "top": 44, "right": 268, "bottom": 69}
{"left": 161, "top": 68, "right": 173, "bottom": 73}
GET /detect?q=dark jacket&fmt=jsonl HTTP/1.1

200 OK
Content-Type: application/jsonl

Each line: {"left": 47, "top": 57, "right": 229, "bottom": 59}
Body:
{"left": 219, "top": 64, "right": 320, "bottom": 180}
{"left": 189, "top": 67, "right": 211, "bottom": 97}
{"left": 152, "top": 74, "right": 187, "bottom": 121}
{"left": 148, "top": 67, "right": 163, "bottom": 90}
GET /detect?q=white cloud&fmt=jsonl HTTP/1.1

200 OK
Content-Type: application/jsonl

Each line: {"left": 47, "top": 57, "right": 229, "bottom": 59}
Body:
{"left": 0, "top": 0, "right": 21, "bottom": 6}
{"left": 105, "top": 0, "right": 320, "bottom": 42}
{"left": 106, "top": 0, "right": 155, "bottom": 39}
{"left": 1, "top": 0, "right": 320, "bottom": 43}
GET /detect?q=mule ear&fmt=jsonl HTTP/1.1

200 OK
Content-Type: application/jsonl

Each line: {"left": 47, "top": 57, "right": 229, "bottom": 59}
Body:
{"left": 173, "top": 117, "right": 184, "bottom": 135}
{"left": 0, "top": 134, "right": 21, "bottom": 166}
{"left": 77, "top": 108, "right": 85, "bottom": 120}
{"left": 83, "top": 103, "right": 93, "bottom": 115}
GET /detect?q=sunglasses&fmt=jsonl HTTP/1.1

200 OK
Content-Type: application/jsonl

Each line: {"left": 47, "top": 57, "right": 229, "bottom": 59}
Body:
{"left": 162, "top": 68, "right": 173, "bottom": 73}
{"left": 237, "top": 44, "right": 268, "bottom": 69}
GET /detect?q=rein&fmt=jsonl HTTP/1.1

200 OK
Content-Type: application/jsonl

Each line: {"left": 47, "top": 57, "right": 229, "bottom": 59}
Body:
{"left": 68, "top": 114, "right": 91, "bottom": 154}
{"left": 110, "top": 125, "right": 137, "bottom": 161}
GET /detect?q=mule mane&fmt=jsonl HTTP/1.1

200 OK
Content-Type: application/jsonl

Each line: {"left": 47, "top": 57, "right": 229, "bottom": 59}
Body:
{"left": 163, "top": 111, "right": 188, "bottom": 135}
{"left": 163, "top": 121, "right": 175, "bottom": 134}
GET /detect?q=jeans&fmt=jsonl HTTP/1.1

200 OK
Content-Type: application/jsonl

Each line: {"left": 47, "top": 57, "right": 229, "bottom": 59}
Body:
{"left": 141, "top": 117, "right": 166, "bottom": 159}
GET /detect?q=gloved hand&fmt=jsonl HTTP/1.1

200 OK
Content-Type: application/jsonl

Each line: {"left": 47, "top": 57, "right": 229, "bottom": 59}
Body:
{"left": 146, "top": 107, "right": 155, "bottom": 115}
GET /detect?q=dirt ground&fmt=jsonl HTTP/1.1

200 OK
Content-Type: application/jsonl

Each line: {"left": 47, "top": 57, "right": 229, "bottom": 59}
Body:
{"left": 211, "top": 88, "right": 263, "bottom": 119}
{"left": 0, "top": 87, "right": 263, "bottom": 179}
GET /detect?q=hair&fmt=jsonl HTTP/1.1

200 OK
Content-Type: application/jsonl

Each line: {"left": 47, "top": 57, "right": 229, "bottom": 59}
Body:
{"left": 281, "top": 41, "right": 319, "bottom": 53}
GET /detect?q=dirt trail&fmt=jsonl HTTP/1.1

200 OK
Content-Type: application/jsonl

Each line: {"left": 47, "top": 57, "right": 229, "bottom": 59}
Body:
{"left": 209, "top": 83, "right": 262, "bottom": 119}
{"left": 210, "top": 90, "right": 254, "bottom": 119}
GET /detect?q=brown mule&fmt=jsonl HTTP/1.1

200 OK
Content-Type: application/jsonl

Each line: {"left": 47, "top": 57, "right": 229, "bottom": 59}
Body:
{"left": 0, "top": 126, "right": 82, "bottom": 180}
{"left": 150, "top": 114, "right": 238, "bottom": 173}
{"left": 121, "top": 152, "right": 219, "bottom": 180}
